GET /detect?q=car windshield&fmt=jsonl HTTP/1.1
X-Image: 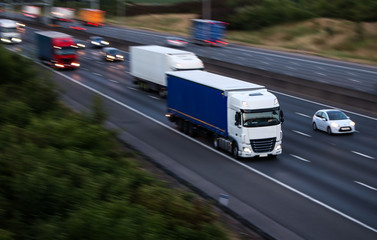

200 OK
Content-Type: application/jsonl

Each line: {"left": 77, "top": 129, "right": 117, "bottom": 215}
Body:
{"left": 55, "top": 47, "right": 76, "bottom": 55}
{"left": 242, "top": 109, "right": 280, "bottom": 127}
{"left": 92, "top": 37, "right": 102, "bottom": 41}
{"left": 107, "top": 49, "right": 119, "bottom": 55}
{"left": 327, "top": 111, "right": 348, "bottom": 120}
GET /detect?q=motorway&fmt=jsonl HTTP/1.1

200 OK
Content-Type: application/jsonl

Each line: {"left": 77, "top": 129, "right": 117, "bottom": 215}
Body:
{"left": 3, "top": 19, "right": 377, "bottom": 240}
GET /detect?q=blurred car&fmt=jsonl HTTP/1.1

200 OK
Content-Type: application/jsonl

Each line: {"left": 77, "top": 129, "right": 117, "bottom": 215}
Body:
{"left": 102, "top": 47, "right": 124, "bottom": 61}
{"left": 312, "top": 109, "right": 355, "bottom": 134}
{"left": 165, "top": 36, "right": 188, "bottom": 48}
{"left": 88, "top": 36, "right": 109, "bottom": 48}
{"left": 74, "top": 39, "right": 86, "bottom": 49}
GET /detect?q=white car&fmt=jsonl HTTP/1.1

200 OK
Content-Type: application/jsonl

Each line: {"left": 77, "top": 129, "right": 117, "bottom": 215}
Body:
{"left": 312, "top": 109, "right": 355, "bottom": 134}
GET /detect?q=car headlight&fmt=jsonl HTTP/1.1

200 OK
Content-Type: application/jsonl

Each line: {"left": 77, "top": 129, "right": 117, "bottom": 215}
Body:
{"left": 350, "top": 121, "right": 355, "bottom": 126}
{"left": 116, "top": 54, "right": 123, "bottom": 59}
{"left": 92, "top": 41, "right": 100, "bottom": 45}
{"left": 101, "top": 41, "right": 109, "bottom": 45}
{"left": 331, "top": 122, "right": 339, "bottom": 128}
{"left": 107, "top": 55, "right": 115, "bottom": 59}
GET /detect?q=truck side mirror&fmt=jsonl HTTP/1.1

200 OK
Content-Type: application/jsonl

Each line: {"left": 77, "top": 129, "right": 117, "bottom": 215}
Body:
{"left": 235, "top": 112, "right": 241, "bottom": 126}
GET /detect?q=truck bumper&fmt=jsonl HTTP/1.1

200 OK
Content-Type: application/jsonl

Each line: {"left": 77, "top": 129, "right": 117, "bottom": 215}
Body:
{"left": 239, "top": 141, "right": 282, "bottom": 158}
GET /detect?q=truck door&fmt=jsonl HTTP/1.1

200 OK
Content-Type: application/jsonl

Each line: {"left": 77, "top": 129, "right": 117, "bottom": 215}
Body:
{"left": 228, "top": 110, "right": 242, "bottom": 144}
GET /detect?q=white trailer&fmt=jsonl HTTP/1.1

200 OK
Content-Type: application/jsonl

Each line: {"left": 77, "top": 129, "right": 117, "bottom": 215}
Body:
{"left": 130, "top": 45, "right": 204, "bottom": 97}
{"left": 0, "top": 19, "right": 22, "bottom": 43}
{"left": 22, "top": 6, "right": 40, "bottom": 19}
{"left": 51, "top": 7, "right": 74, "bottom": 22}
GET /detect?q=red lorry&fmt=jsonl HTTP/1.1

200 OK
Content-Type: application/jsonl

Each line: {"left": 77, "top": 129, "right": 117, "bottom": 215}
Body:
{"left": 35, "top": 31, "right": 80, "bottom": 69}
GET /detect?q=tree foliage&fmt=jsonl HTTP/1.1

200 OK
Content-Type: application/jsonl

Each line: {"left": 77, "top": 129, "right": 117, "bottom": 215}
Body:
{"left": 226, "top": 0, "right": 377, "bottom": 30}
{"left": 0, "top": 46, "right": 229, "bottom": 240}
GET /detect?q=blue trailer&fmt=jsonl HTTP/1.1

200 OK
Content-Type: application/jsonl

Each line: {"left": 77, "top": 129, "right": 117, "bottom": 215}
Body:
{"left": 191, "top": 19, "right": 228, "bottom": 46}
{"left": 166, "top": 70, "right": 284, "bottom": 159}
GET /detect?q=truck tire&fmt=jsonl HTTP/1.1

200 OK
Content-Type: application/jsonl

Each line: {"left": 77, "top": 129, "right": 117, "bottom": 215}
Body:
{"left": 177, "top": 119, "right": 184, "bottom": 132}
{"left": 213, "top": 136, "right": 219, "bottom": 149}
{"left": 187, "top": 122, "right": 196, "bottom": 137}
{"left": 232, "top": 142, "right": 239, "bottom": 159}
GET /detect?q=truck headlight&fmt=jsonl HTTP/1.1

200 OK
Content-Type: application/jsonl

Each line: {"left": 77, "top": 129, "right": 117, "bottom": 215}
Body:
{"left": 1, "top": 38, "right": 11, "bottom": 43}
{"left": 71, "top": 62, "right": 80, "bottom": 67}
{"left": 243, "top": 147, "right": 252, "bottom": 153}
{"left": 275, "top": 144, "right": 281, "bottom": 151}
{"left": 11, "top": 38, "right": 22, "bottom": 43}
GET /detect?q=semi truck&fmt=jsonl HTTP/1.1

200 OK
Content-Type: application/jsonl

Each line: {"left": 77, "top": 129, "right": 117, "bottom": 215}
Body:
{"left": 78, "top": 8, "right": 105, "bottom": 26}
{"left": 166, "top": 70, "right": 284, "bottom": 159}
{"left": 35, "top": 31, "right": 80, "bottom": 69}
{"left": 0, "top": 19, "right": 22, "bottom": 43}
{"left": 22, "top": 5, "right": 40, "bottom": 19}
{"left": 191, "top": 19, "right": 228, "bottom": 46}
{"left": 51, "top": 7, "right": 74, "bottom": 22}
{"left": 130, "top": 45, "right": 204, "bottom": 97}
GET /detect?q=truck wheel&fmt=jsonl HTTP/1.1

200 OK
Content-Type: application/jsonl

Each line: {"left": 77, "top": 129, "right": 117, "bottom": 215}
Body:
{"left": 232, "top": 143, "right": 239, "bottom": 159}
{"left": 187, "top": 122, "right": 196, "bottom": 137}
{"left": 177, "top": 119, "right": 184, "bottom": 132}
{"left": 213, "top": 136, "right": 219, "bottom": 149}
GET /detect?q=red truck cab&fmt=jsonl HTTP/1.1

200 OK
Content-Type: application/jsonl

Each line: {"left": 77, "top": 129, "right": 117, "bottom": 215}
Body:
{"left": 36, "top": 31, "right": 80, "bottom": 69}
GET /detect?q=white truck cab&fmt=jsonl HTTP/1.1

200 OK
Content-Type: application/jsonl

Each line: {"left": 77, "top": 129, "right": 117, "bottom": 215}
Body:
{"left": 0, "top": 19, "right": 22, "bottom": 43}
{"left": 227, "top": 89, "right": 283, "bottom": 158}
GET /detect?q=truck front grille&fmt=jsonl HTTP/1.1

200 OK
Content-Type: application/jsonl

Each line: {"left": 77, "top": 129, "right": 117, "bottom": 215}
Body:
{"left": 62, "top": 58, "right": 72, "bottom": 64}
{"left": 250, "top": 138, "right": 276, "bottom": 153}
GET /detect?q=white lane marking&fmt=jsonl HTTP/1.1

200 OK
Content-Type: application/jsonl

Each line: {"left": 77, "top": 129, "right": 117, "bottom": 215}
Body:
{"left": 287, "top": 66, "right": 296, "bottom": 70}
{"left": 260, "top": 61, "right": 271, "bottom": 65}
{"left": 111, "top": 66, "right": 120, "bottom": 70}
{"left": 351, "top": 151, "right": 375, "bottom": 160}
{"left": 348, "top": 78, "right": 361, "bottom": 83}
{"left": 355, "top": 181, "right": 377, "bottom": 191}
{"left": 228, "top": 46, "right": 377, "bottom": 75}
{"left": 13, "top": 48, "right": 377, "bottom": 234}
{"left": 315, "top": 72, "right": 326, "bottom": 76}
{"left": 270, "top": 90, "right": 377, "bottom": 121}
{"left": 293, "top": 130, "right": 312, "bottom": 137}
{"left": 81, "top": 67, "right": 88, "bottom": 71}
{"left": 317, "top": 66, "right": 324, "bottom": 70}
{"left": 109, "top": 79, "right": 118, "bottom": 83}
{"left": 93, "top": 73, "right": 102, "bottom": 77}
{"left": 148, "top": 95, "right": 160, "bottom": 100}
{"left": 127, "top": 87, "right": 138, "bottom": 91}
{"left": 295, "top": 112, "right": 311, "bottom": 118}
{"left": 290, "top": 154, "right": 311, "bottom": 162}
{"left": 347, "top": 72, "right": 356, "bottom": 76}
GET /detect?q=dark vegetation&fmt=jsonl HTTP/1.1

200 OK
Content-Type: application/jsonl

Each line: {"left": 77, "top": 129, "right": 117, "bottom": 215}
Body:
{"left": 0, "top": 46, "right": 229, "bottom": 240}
{"left": 226, "top": 0, "right": 377, "bottom": 30}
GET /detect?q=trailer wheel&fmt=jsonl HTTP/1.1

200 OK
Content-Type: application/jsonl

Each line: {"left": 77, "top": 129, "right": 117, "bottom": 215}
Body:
{"left": 177, "top": 119, "right": 184, "bottom": 132}
{"left": 232, "top": 142, "right": 239, "bottom": 159}
{"left": 187, "top": 122, "right": 196, "bottom": 137}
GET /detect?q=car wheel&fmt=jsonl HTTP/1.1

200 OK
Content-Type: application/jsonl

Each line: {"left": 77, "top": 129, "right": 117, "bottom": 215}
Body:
{"left": 232, "top": 142, "right": 239, "bottom": 159}
{"left": 312, "top": 122, "right": 317, "bottom": 131}
{"left": 327, "top": 127, "right": 332, "bottom": 135}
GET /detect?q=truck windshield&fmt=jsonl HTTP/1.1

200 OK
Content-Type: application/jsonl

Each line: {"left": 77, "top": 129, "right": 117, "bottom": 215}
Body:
{"left": 54, "top": 47, "right": 76, "bottom": 55}
{"left": 2, "top": 27, "right": 17, "bottom": 33}
{"left": 242, "top": 109, "right": 280, "bottom": 127}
